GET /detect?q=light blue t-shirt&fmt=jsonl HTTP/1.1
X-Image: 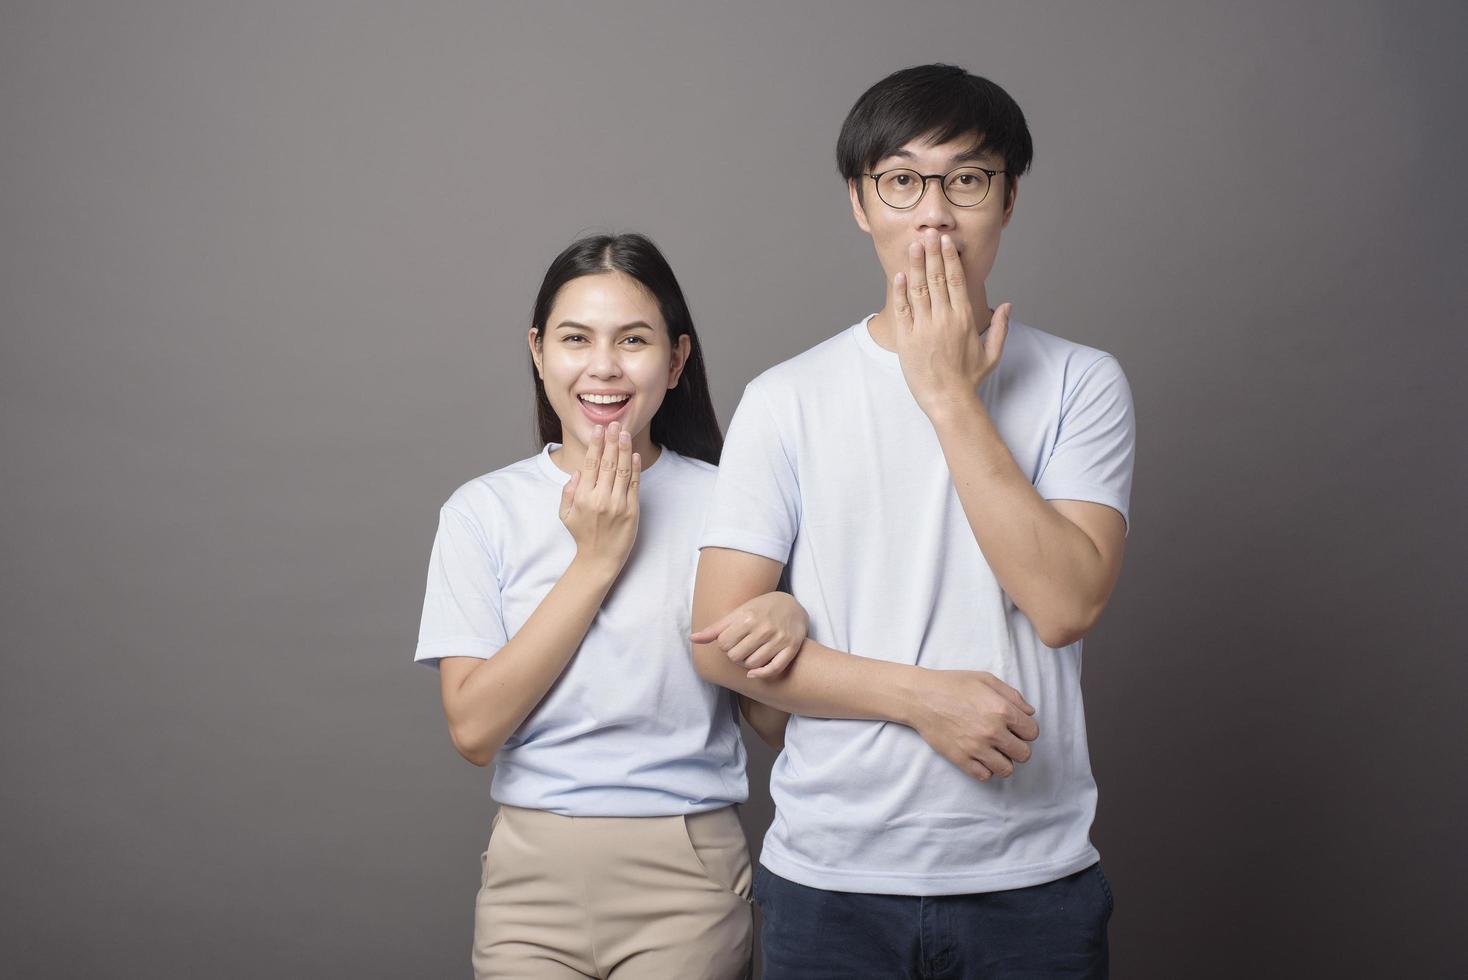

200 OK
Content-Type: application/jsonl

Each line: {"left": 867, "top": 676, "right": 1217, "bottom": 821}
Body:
{"left": 415, "top": 444, "right": 748, "bottom": 817}
{"left": 699, "top": 314, "right": 1136, "bottom": 895}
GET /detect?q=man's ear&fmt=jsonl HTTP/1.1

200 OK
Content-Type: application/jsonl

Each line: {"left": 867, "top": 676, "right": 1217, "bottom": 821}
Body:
{"left": 527, "top": 327, "right": 543, "bottom": 379}
{"left": 1000, "top": 175, "right": 1019, "bottom": 229}
{"left": 848, "top": 179, "right": 872, "bottom": 234}
{"left": 668, "top": 333, "right": 692, "bottom": 389}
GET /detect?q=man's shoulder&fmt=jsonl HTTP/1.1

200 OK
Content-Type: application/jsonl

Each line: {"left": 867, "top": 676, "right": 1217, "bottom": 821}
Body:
{"left": 1003, "top": 320, "right": 1125, "bottom": 394}
{"left": 1007, "top": 319, "right": 1115, "bottom": 366}
{"left": 744, "top": 324, "right": 860, "bottom": 395}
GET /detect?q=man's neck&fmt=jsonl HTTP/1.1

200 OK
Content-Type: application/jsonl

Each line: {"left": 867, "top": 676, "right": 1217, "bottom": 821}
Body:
{"left": 867, "top": 286, "right": 994, "bottom": 352}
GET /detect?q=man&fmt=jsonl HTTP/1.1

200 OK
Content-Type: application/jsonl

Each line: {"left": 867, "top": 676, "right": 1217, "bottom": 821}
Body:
{"left": 690, "top": 64, "right": 1135, "bottom": 978}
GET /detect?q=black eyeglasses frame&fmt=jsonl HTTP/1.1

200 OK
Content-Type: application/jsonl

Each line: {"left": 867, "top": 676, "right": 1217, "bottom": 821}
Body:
{"left": 862, "top": 166, "right": 1009, "bottom": 210}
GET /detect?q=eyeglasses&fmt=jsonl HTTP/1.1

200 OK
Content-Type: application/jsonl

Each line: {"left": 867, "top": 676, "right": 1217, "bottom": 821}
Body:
{"left": 863, "top": 166, "right": 1008, "bottom": 209}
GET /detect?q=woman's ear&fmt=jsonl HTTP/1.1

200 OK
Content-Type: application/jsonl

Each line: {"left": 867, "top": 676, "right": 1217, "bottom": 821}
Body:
{"left": 667, "top": 334, "right": 692, "bottom": 389}
{"left": 527, "top": 327, "right": 543, "bottom": 379}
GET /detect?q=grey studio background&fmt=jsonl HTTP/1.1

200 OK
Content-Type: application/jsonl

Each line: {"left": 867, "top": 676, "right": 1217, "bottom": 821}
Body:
{"left": 2, "top": 1, "right": 1463, "bottom": 978}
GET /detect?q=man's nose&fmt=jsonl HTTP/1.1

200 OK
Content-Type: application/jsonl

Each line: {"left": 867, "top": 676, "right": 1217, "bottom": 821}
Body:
{"left": 914, "top": 177, "right": 957, "bottom": 231}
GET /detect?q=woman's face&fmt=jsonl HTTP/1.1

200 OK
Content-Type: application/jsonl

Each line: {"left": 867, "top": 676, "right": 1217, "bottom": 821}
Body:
{"left": 528, "top": 271, "right": 690, "bottom": 458}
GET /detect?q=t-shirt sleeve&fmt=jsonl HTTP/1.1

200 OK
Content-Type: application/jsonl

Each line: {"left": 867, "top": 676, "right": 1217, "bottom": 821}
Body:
{"left": 698, "top": 381, "right": 801, "bottom": 564}
{"left": 1034, "top": 354, "right": 1137, "bottom": 535}
{"left": 413, "top": 504, "right": 509, "bottom": 670}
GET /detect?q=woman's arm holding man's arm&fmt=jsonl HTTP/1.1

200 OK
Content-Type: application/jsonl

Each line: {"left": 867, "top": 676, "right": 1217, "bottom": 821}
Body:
{"left": 692, "top": 547, "right": 1041, "bottom": 781}
{"left": 693, "top": 548, "right": 923, "bottom": 722}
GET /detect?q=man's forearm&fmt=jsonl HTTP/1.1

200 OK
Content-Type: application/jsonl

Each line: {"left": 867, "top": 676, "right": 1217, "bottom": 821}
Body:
{"left": 692, "top": 547, "right": 927, "bottom": 725}
{"left": 699, "top": 635, "right": 923, "bottom": 724}
{"left": 927, "top": 390, "right": 1110, "bottom": 644}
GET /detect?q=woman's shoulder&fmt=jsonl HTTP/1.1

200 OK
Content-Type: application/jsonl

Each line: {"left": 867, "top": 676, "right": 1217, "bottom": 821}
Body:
{"left": 655, "top": 447, "right": 720, "bottom": 485}
{"left": 438, "top": 449, "right": 558, "bottom": 526}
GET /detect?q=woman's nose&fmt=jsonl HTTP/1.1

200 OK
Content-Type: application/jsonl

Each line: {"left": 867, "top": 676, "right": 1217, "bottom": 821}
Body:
{"left": 587, "top": 342, "right": 622, "bottom": 378}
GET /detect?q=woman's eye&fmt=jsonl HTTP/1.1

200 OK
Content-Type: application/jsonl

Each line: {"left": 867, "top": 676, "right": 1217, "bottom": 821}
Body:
{"left": 622, "top": 336, "right": 647, "bottom": 345}
{"left": 563, "top": 335, "right": 586, "bottom": 343}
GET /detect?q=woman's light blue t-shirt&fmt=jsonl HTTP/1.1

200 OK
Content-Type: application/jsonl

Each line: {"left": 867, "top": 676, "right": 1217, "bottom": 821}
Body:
{"left": 415, "top": 444, "right": 748, "bottom": 817}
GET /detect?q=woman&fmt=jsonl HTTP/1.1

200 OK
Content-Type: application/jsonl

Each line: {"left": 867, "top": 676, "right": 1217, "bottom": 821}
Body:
{"left": 414, "top": 233, "right": 805, "bottom": 979}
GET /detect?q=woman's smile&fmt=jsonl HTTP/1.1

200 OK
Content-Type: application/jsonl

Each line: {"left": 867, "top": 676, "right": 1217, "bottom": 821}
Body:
{"left": 576, "top": 390, "right": 634, "bottom": 425}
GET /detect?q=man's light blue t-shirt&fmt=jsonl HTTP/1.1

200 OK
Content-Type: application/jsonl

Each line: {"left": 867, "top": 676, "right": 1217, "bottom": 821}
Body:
{"left": 699, "top": 314, "right": 1136, "bottom": 895}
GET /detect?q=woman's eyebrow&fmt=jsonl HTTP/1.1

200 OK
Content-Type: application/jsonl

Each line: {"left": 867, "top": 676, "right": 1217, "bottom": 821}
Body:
{"left": 554, "top": 320, "right": 654, "bottom": 332}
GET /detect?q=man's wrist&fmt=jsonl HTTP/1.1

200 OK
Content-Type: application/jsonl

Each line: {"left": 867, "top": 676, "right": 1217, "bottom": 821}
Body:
{"left": 881, "top": 662, "right": 931, "bottom": 729}
{"left": 923, "top": 385, "right": 987, "bottom": 428}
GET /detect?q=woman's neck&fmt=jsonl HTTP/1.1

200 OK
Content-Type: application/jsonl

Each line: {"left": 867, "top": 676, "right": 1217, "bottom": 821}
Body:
{"left": 548, "top": 431, "right": 662, "bottom": 476}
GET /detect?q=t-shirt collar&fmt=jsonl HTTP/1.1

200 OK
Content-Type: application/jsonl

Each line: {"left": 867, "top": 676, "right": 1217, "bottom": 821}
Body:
{"left": 851, "top": 312, "right": 904, "bottom": 375}
{"left": 536, "top": 441, "right": 675, "bottom": 487}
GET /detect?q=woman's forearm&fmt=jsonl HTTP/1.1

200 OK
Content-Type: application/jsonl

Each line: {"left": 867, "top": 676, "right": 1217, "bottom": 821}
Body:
{"left": 738, "top": 695, "right": 790, "bottom": 750}
{"left": 444, "top": 554, "right": 617, "bottom": 765}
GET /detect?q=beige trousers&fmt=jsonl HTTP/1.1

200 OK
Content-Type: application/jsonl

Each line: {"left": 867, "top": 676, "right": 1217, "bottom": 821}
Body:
{"left": 472, "top": 804, "right": 754, "bottom": 980}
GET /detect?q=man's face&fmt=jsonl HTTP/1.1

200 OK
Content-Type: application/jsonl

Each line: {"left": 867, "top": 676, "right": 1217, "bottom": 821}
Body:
{"left": 848, "top": 133, "right": 1017, "bottom": 299}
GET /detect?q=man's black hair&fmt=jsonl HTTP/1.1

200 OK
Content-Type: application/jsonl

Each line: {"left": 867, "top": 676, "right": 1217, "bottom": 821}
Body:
{"left": 836, "top": 64, "right": 1034, "bottom": 208}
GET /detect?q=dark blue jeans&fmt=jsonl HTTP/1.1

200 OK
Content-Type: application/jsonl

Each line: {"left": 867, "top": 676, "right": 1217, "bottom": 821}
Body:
{"left": 754, "top": 862, "right": 1113, "bottom": 979}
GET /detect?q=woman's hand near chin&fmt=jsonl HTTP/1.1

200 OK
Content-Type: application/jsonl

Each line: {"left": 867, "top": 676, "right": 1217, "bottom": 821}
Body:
{"left": 560, "top": 420, "right": 641, "bottom": 582}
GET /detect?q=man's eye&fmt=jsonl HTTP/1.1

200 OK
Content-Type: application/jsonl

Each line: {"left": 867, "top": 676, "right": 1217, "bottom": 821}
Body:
{"left": 954, "top": 174, "right": 977, "bottom": 186}
{"left": 563, "top": 335, "right": 586, "bottom": 343}
{"left": 622, "top": 336, "right": 647, "bottom": 345}
{"left": 892, "top": 174, "right": 913, "bottom": 186}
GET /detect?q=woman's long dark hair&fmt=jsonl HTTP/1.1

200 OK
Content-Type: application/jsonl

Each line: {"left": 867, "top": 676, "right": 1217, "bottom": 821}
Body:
{"left": 529, "top": 233, "right": 723, "bottom": 466}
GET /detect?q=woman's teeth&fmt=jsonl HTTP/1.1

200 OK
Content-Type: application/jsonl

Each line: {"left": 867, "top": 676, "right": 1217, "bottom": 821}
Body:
{"left": 580, "top": 394, "right": 630, "bottom": 405}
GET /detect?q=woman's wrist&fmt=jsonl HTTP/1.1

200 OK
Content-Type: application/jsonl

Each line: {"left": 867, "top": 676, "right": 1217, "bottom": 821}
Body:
{"left": 568, "top": 550, "right": 624, "bottom": 588}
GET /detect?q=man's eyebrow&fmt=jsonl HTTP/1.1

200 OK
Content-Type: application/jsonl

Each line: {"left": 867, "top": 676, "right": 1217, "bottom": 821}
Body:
{"left": 882, "top": 147, "right": 992, "bottom": 167}
{"left": 554, "top": 320, "right": 654, "bottom": 332}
